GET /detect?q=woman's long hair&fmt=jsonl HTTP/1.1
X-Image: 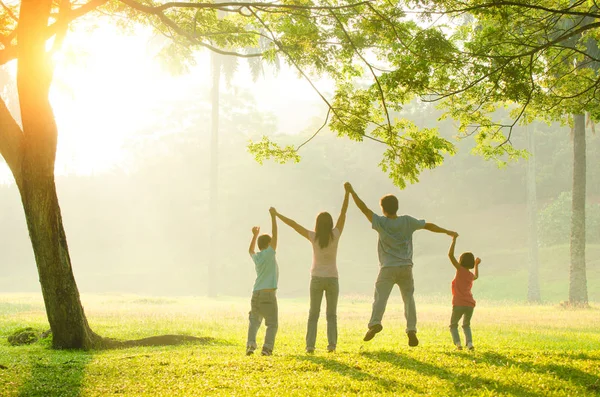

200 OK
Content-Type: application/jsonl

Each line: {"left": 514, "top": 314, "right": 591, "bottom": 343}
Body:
{"left": 314, "top": 212, "right": 334, "bottom": 249}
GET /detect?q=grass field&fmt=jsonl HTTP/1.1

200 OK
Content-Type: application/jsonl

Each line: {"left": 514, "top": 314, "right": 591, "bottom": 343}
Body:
{"left": 1, "top": 294, "right": 599, "bottom": 396}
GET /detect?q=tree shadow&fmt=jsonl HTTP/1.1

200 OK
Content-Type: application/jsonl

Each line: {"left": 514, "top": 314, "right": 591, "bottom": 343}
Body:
{"left": 361, "top": 350, "right": 542, "bottom": 397}
{"left": 103, "top": 335, "right": 223, "bottom": 348}
{"left": 18, "top": 350, "right": 93, "bottom": 397}
{"left": 478, "top": 351, "right": 600, "bottom": 394}
{"left": 15, "top": 335, "right": 231, "bottom": 396}
{"left": 293, "top": 354, "right": 422, "bottom": 393}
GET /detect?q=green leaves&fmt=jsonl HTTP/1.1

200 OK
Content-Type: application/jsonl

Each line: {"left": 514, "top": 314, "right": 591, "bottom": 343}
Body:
{"left": 247, "top": 136, "right": 301, "bottom": 164}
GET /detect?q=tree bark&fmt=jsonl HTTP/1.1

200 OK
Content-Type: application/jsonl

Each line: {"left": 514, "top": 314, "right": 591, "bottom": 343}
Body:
{"left": 569, "top": 113, "right": 588, "bottom": 305}
{"left": 526, "top": 126, "right": 541, "bottom": 303}
{"left": 15, "top": 0, "right": 101, "bottom": 349}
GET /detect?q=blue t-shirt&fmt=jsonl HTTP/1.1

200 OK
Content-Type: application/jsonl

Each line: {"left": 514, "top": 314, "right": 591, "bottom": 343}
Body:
{"left": 372, "top": 214, "right": 426, "bottom": 267}
{"left": 252, "top": 246, "right": 279, "bottom": 291}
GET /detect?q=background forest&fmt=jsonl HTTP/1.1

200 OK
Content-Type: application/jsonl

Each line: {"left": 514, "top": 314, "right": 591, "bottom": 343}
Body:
{"left": 1, "top": 83, "right": 597, "bottom": 301}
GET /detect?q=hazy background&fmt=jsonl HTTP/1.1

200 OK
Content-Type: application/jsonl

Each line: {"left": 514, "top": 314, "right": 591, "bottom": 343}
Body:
{"left": 0, "top": 27, "right": 598, "bottom": 303}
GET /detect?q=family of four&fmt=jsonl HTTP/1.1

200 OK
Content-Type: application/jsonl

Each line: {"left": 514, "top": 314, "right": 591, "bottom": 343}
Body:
{"left": 246, "top": 182, "right": 481, "bottom": 356}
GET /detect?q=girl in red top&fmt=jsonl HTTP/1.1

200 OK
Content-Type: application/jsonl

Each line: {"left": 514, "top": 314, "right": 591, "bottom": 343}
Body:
{"left": 448, "top": 235, "right": 481, "bottom": 350}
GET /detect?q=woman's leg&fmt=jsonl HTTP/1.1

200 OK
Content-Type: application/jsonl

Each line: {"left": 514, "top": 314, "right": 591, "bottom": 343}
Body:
{"left": 324, "top": 278, "right": 339, "bottom": 351}
{"left": 306, "top": 277, "right": 325, "bottom": 352}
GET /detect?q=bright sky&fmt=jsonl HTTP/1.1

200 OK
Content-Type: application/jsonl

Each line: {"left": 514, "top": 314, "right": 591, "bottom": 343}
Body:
{"left": 0, "top": 22, "right": 329, "bottom": 183}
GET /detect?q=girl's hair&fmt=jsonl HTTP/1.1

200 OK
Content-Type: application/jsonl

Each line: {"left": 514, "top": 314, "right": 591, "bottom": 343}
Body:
{"left": 314, "top": 212, "right": 334, "bottom": 249}
{"left": 459, "top": 252, "right": 475, "bottom": 269}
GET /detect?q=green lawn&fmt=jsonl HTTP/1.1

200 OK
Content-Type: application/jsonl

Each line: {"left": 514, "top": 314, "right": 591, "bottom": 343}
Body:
{"left": 1, "top": 294, "right": 599, "bottom": 396}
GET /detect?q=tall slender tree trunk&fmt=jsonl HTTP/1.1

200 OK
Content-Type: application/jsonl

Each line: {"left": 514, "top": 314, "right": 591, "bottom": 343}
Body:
{"left": 569, "top": 113, "right": 587, "bottom": 305}
{"left": 207, "top": 52, "right": 221, "bottom": 297}
{"left": 15, "top": 0, "right": 100, "bottom": 348}
{"left": 526, "top": 126, "right": 541, "bottom": 303}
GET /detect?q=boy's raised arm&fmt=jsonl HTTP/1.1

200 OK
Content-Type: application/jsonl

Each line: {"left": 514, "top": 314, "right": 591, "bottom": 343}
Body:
{"left": 273, "top": 208, "right": 309, "bottom": 239}
{"left": 424, "top": 222, "right": 458, "bottom": 237}
{"left": 448, "top": 235, "right": 460, "bottom": 269}
{"left": 249, "top": 226, "right": 260, "bottom": 256}
{"left": 335, "top": 189, "right": 350, "bottom": 232}
{"left": 269, "top": 207, "right": 278, "bottom": 250}
{"left": 345, "top": 182, "right": 373, "bottom": 223}
{"left": 474, "top": 257, "right": 481, "bottom": 280}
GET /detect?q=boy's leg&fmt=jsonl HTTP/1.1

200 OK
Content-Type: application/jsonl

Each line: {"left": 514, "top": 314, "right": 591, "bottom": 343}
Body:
{"left": 368, "top": 267, "right": 395, "bottom": 328}
{"left": 449, "top": 306, "right": 464, "bottom": 347}
{"left": 247, "top": 292, "right": 263, "bottom": 353}
{"left": 324, "top": 278, "right": 339, "bottom": 351}
{"left": 306, "top": 277, "right": 325, "bottom": 352}
{"left": 462, "top": 307, "right": 475, "bottom": 348}
{"left": 260, "top": 290, "right": 279, "bottom": 353}
{"left": 396, "top": 266, "right": 417, "bottom": 333}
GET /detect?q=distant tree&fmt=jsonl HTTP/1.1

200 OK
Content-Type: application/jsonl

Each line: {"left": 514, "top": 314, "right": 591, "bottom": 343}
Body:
{"left": 389, "top": 0, "right": 599, "bottom": 305}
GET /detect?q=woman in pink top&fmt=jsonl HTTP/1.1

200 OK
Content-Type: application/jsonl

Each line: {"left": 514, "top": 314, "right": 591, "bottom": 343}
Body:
{"left": 448, "top": 235, "right": 481, "bottom": 350}
{"left": 272, "top": 189, "right": 349, "bottom": 353}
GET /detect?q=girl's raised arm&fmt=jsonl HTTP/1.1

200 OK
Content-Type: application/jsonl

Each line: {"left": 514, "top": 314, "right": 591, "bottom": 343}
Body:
{"left": 273, "top": 209, "right": 310, "bottom": 239}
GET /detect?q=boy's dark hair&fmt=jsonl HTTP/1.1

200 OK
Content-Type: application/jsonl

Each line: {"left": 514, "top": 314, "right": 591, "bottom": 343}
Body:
{"left": 459, "top": 252, "right": 475, "bottom": 269}
{"left": 257, "top": 234, "right": 272, "bottom": 250}
{"left": 380, "top": 194, "right": 399, "bottom": 215}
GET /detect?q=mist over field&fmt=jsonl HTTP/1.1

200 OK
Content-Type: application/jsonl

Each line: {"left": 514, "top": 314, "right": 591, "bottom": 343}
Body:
{"left": 1, "top": 81, "right": 598, "bottom": 302}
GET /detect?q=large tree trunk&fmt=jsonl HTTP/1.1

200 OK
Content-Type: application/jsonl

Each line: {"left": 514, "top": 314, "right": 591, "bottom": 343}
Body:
{"left": 569, "top": 114, "right": 588, "bottom": 305}
{"left": 526, "top": 126, "right": 541, "bottom": 303}
{"left": 207, "top": 52, "right": 221, "bottom": 297}
{"left": 15, "top": 0, "right": 101, "bottom": 349}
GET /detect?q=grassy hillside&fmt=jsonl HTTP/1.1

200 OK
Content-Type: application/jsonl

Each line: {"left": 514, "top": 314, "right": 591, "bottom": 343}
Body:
{"left": 1, "top": 295, "right": 599, "bottom": 396}
{"left": 412, "top": 244, "right": 600, "bottom": 303}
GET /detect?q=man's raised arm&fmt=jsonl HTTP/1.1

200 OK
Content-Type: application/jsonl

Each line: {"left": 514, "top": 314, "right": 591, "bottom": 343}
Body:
{"left": 345, "top": 182, "right": 373, "bottom": 223}
{"left": 269, "top": 207, "right": 278, "bottom": 250}
{"left": 423, "top": 222, "right": 457, "bottom": 237}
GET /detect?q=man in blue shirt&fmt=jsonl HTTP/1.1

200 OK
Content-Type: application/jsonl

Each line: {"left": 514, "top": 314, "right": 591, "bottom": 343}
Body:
{"left": 345, "top": 182, "right": 457, "bottom": 347}
{"left": 246, "top": 208, "right": 279, "bottom": 356}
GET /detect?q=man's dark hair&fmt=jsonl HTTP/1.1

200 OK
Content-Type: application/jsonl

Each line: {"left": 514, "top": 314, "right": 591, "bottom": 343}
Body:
{"left": 257, "top": 234, "right": 272, "bottom": 250}
{"left": 380, "top": 194, "right": 399, "bottom": 215}
{"left": 459, "top": 252, "right": 475, "bottom": 269}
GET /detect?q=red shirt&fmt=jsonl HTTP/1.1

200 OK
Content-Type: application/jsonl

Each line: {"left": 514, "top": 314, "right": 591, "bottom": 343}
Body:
{"left": 452, "top": 267, "right": 476, "bottom": 307}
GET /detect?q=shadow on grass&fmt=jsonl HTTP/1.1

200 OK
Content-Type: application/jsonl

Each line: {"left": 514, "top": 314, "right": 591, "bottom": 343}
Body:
{"left": 104, "top": 335, "right": 224, "bottom": 348}
{"left": 18, "top": 350, "right": 93, "bottom": 397}
{"left": 479, "top": 351, "right": 600, "bottom": 393}
{"left": 293, "top": 354, "right": 422, "bottom": 393}
{"left": 361, "top": 350, "right": 541, "bottom": 397}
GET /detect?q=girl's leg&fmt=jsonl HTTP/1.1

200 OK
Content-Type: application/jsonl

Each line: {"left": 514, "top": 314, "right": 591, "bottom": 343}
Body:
{"left": 306, "top": 277, "right": 325, "bottom": 352}
{"left": 462, "top": 307, "right": 475, "bottom": 348}
{"left": 324, "top": 278, "right": 339, "bottom": 351}
{"left": 449, "top": 306, "right": 464, "bottom": 347}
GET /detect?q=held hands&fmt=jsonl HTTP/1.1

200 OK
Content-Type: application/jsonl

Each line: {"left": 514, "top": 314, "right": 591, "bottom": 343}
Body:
{"left": 252, "top": 226, "right": 260, "bottom": 236}
{"left": 344, "top": 182, "right": 353, "bottom": 193}
{"left": 269, "top": 207, "right": 277, "bottom": 217}
{"left": 449, "top": 231, "right": 459, "bottom": 238}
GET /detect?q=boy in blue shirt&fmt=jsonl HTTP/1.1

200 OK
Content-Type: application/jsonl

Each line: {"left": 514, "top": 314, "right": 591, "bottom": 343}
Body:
{"left": 345, "top": 182, "right": 457, "bottom": 347}
{"left": 246, "top": 207, "right": 279, "bottom": 356}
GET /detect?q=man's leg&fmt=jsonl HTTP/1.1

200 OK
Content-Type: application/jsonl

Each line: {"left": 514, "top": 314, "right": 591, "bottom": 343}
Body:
{"left": 397, "top": 266, "right": 417, "bottom": 332}
{"left": 246, "top": 292, "right": 263, "bottom": 354}
{"left": 260, "top": 290, "right": 279, "bottom": 355}
{"left": 306, "top": 277, "right": 324, "bottom": 352}
{"left": 397, "top": 266, "right": 418, "bottom": 346}
{"left": 324, "top": 277, "right": 339, "bottom": 352}
{"left": 462, "top": 307, "right": 475, "bottom": 349}
{"left": 365, "top": 268, "right": 395, "bottom": 341}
